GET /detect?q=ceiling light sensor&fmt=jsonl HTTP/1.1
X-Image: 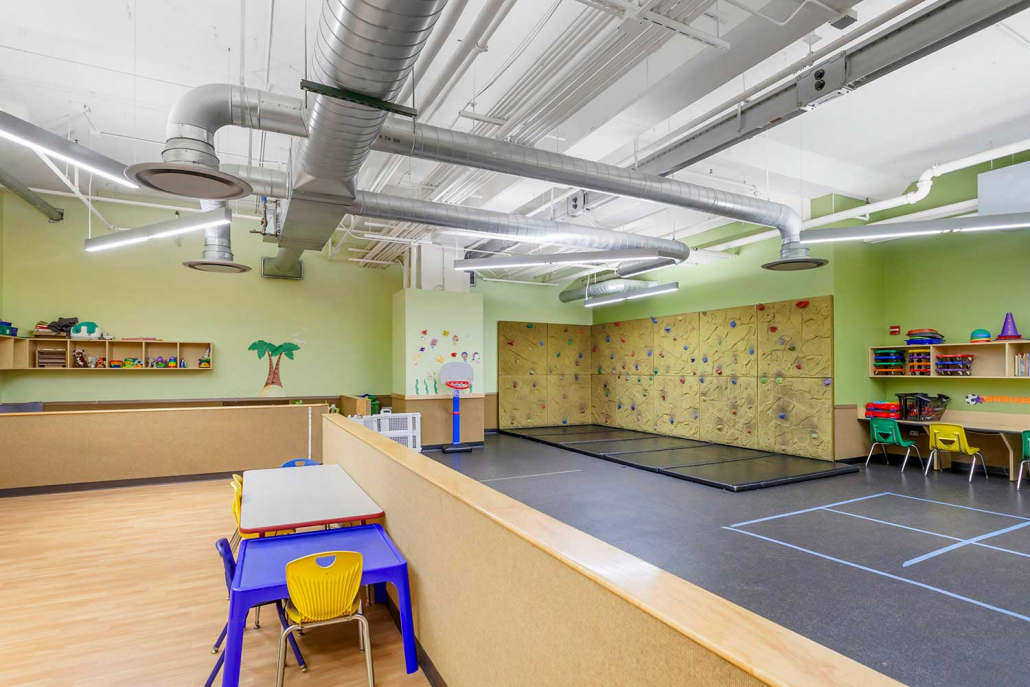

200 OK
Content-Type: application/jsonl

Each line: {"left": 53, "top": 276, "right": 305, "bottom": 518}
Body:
{"left": 0, "top": 110, "right": 138, "bottom": 189}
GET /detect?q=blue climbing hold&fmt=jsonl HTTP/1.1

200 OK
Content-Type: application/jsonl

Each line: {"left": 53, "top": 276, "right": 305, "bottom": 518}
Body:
{"left": 748, "top": 348, "right": 755, "bottom": 355}
{"left": 823, "top": 378, "right": 832, "bottom": 386}
{"left": 664, "top": 326, "right": 671, "bottom": 333}
{"left": 617, "top": 403, "right": 623, "bottom": 409}
{"left": 778, "top": 412, "right": 788, "bottom": 420}
{"left": 647, "top": 350, "right": 652, "bottom": 357}
{"left": 699, "top": 377, "right": 705, "bottom": 383}
{"left": 702, "top": 356, "right": 708, "bottom": 363}
{"left": 731, "top": 379, "right": 737, "bottom": 385}
{"left": 730, "top": 320, "right": 736, "bottom": 328}
{"left": 539, "top": 341, "right": 545, "bottom": 346}
{"left": 651, "top": 317, "right": 658, "bottom": 324}
{"left": 610, "top": 354, "right": 615, "bottom": 359}
{"left": 562, "top": 420, "right": 568, "bottom": 425}
{"left": 631, "top": 404, "right": 636, "bottom": 411}
{"left": 578, "top": 353, "right": 583, "bottom": 358}
{"left": 606, "top": 336, "right": 611, "bottom": 343}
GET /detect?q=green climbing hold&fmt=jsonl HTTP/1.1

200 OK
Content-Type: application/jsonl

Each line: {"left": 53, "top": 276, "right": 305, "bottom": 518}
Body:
{"left": 788, "top": 345, "right": 796, "bottom": 352}
{"left": 556, "top": 353, "right": 561, "bottom": 358}
{"left": 567, "top": 339, "right": 572, "bottom": 345}
{"left": 526, "top": 323, "right": 534, "bottom": 328}
{"left": 760, "top": 378, "right": 768, "bottom": 384}
{"left": 775, "top": 377, "right": 783, "bottom": 385}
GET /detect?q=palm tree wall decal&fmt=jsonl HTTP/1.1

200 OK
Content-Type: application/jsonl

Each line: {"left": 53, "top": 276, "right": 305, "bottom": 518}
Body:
{"left": 248, "top": 340, "right": 301, "bottom": 396}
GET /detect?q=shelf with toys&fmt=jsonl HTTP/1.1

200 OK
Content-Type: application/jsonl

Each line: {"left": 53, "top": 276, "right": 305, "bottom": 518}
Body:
{"left": 0, "top": 336, "right": 213, "bottom": 371}
{"left": 869, "top": 315, "right": 1028, "bottom": 379}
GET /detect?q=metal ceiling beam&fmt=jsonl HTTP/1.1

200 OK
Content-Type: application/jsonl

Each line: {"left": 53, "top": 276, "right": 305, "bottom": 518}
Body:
{"left": 636, "top": 0, "right": 1030, "bottom": 177}
{"left": 0, "top": 166, "right": 63, "bottom": 222}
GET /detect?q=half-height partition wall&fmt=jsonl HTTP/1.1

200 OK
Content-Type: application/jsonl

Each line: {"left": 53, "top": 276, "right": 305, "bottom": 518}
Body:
{"left": 498, "top": 296, "right": 834, "bottom": 460}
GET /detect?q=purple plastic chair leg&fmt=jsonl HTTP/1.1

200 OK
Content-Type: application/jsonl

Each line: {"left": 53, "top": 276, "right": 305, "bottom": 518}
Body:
{"left": 205, "top": 652, "right": 225, "bottom": 687}
{"left": 212, "top": 623, "right": 228, "bottom": 653}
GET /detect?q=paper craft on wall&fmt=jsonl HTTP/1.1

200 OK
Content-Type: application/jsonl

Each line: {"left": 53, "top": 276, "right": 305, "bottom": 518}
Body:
{"left": 249, "top": 340, "right": 301, "bottom": 397}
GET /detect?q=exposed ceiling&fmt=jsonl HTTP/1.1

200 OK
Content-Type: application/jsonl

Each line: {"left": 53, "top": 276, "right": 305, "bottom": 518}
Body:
{"left": 1, "top": 0, "right": 1029, "bottom": 283}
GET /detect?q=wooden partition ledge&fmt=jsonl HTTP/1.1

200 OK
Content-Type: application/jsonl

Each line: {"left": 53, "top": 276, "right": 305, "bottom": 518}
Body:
{"left": 0, "top": 404, "right": 326, "bottom": 490}
{"left": 323, "top": 414, "right": 900, "bottom": 687}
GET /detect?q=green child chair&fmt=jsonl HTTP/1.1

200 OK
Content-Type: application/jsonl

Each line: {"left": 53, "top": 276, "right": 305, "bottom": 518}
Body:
{"left": 1018, "top": 430, "right": 1030, "bottom": 490}
{"left": 926, "top": 423, "right": 987, "bottom": 482}
{"left": 867, "top": 417, "right": 924, "bottom": 472}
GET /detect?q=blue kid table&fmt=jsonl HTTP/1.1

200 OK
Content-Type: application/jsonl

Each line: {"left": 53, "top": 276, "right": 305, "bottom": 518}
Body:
{"left": 221, "top": 525, "right": 416, "bottom": 686}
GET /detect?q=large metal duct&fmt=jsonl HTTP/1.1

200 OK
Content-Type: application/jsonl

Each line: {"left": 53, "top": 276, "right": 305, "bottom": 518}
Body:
{"left": 183, "top": 200, "right": 251, "bottom": 273}
{"left": 273, "top": 0, "right": 450, "bottom": 268}
{"left": 0, "top": 166, "right": 63, "bottom": 222}
{"left": 127, "top": 84, "right": 307, "bottom": 200}
{"left": 372, "top": 119, "right": 826, "bottom": 270}
{"left": 558, "top": 278, "right": 658, "bottom": 303}
{"left": 350, "top": 191, "right": 690, "bottom": 268}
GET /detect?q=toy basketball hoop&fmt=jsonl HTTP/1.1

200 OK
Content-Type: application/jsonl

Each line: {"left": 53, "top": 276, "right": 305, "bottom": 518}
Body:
{"left": 439, "top": 362, "right": 474, "bottom": 454}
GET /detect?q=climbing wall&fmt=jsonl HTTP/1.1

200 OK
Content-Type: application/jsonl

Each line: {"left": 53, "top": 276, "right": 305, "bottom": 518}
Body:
{"left": 758, "top": 377, "right": 834, "bottom": 460}
{"left": 757, "top": 297, "right": 833, "bottom": 378}
{"left": 654, "top": 313, "right": 700, "bottom": 377}
{"left": 498, "top": 374, "right": 548, "bottom": 429}
{"left": 616, "top": 374, "right": 654, "bottom": 433}
{"left": 591, "top": 322, "right": 620, "bottom": 375}
{"left": 547, "top": 373, "right": 591, "bottom": 426}
{"left": 548, "top": 324, "right": 590, "bottom": 375}
{"left": 592, "top": 375, "right": 617, "bottom": 426}
{"left": 498, "top": 321, "right": 548, "bottom": 376}
{"left": 614, "top": 318, "right": 655, "bottom": 376}
{"left": 699, "top": 306, "right": 757, "bottom": 378}
{"left": 699, "top": 376, "right": 758, "bottom": 448}
{"left": 653, "top": 376, "right": 701, "bottom": 439}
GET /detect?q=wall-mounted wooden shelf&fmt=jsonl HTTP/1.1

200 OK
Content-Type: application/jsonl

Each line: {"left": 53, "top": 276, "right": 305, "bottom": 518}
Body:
{"left": 0, "top": 336, "right": 213, "bottom": 371}
{"left": 869, "top": 340, "right": 1030, "bottom": 379}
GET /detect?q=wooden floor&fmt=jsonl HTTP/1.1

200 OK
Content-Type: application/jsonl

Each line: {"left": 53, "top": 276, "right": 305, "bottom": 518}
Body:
{"left": 0, "top": 479, "right": 431, "bottom": 687}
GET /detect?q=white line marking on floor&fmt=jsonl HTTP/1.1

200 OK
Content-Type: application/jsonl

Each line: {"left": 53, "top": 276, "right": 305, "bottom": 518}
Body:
{"left": 884, "top": 492, "right": 1030, "bottom": 521}
{"left": 903, "top": 520, "right": 1030, "bottom": 567}
{"left": 480, "top": 470, "right": 583, "bottom": 483}
{"left": 729, "top": 493, "right": 889, "bottom": 528}
{"left": 725, "top": 527, "right": 1030, "bottom": 624}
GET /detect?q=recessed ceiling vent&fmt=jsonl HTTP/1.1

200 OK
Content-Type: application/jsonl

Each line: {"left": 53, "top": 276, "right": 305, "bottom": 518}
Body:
{"left": 125, "top": 162, "right": 253, "bottom": 200}
{"left": 184, "top": 258, "right": 251, "bottom": 274}
{"left": 761, "top": 256, "right": 828, "bottom": 271}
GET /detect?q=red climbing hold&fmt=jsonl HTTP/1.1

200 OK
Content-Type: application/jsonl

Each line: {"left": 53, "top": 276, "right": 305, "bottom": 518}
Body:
{"left": 620, "top": 337, "right": 626, "bottom": 343}
{"left": 615, "top": 322, "right": 622, "bottom": 326}
{"left": 757, "top": 303, "right": 766, "bottom": 311}
{"left": 592, "top": 346, "right": 598, "bottom": 352}
{"left": 795, "top": 363, "right": 802, "bottom": 369}
{"left": 796, "top": 300, "right": 809, "bottom": 309}
{"left": 731, "top": 409, "right": 737, "bottom": 415}
{"left": 716, "top": 367, "right": 723, "bottom": 375}
{"left": 769, "top": 326, "right": 777, "bottom": 332}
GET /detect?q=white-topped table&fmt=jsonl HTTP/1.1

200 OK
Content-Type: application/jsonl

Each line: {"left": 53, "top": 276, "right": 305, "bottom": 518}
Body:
{"left": 240, "top": 464, "right": 383, "bottom": 534}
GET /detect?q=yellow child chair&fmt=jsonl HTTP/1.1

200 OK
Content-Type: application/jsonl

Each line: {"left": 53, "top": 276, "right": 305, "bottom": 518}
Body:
{"left": 230, "top": 479, "right": 295, "bottom": 629}
{"left": 278, "top": 551, "right": 373, "bottom": 687}
{"left": 926, "top": 423, "right": 988, "bottom": 482}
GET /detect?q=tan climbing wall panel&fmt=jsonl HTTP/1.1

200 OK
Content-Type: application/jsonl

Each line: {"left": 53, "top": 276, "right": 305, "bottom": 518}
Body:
{"left": 592, "top": 323, "right": 620, "bottom": 375}
{"left": 616, "top": 375, "right": 654, "bottom": 432}
{"left": 498, "top": 375, "right": 548, "bottom": 429}
{"left": 758, "top": 377, "right": 834, "bottom": 460}
{"left": 654, "top": 313, "right": 701, "bottom": 377}
{"left": 547, "top": 374, "right": 591, "bottom": 426}
{"left": 615, "top": 318, "right": 655, "bottom": 376}
{"left": 699, "top": 376, "right": 757, "bottom": 448}
{"left": 548, "top": 324, "right": 590, "bottom": 375}
{"left": 653, "top": 376, "right": 700, "bottom": 439}
{"left": 592, "top": 375, "right": 617, "bottom": 427}
{"left": 699, "top": 306, "right": 757, "bottom": 378}
{"left": 498, "top": 321, "right": 548, "bottom": 376}
{"left": 757, "top": 297, "right": 833, "bottom": 378}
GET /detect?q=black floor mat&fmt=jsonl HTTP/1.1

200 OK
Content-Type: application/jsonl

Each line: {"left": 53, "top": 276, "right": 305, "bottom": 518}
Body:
{"left": 588, "top": 436, "right": 710, "bottom": 456}
{"left": 660, "top": 455, "right": 859, "bottom": 492}
{"left": 621, "top": 445, "right": 772, "bottom": 470}
{"left": 557, "top": 430, "right": 653, "bottom": 444}
{"left": 504, "top": 424, "right": 611, "bottom": 438}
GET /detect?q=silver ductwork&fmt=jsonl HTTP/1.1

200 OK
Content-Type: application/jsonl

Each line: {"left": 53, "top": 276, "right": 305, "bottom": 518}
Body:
{"left": 351, "top": 190, "right": 690, "bottom": 271}
{"left": 272, "top": 0, "right": 450, "bottom": 270}
{"left": 559, "top": 278, "right": 658, "bottom": 303}
{"left": 0, "top": 166, "right": 63, "bottom": 222}
{"left": 183, "top": 200, "right": 251, "bottom": 273}
{"left": 372, "top": 119, "right": 823, "bottom": 269}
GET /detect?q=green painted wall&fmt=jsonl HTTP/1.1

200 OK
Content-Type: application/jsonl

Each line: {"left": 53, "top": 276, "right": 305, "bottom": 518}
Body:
{"left": 393, "top": 288, "right": 483, "bottom": 395}
{"left": 479, "top": 280, "right": 592, "bottom": 393}
{"left": 0, "top": 191, "right": 401, "bottom": 402}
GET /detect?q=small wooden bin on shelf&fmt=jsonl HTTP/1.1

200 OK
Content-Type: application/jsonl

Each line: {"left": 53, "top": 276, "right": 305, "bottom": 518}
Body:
{"left": 0, "top": 336, "right": 213, "bottom": 371}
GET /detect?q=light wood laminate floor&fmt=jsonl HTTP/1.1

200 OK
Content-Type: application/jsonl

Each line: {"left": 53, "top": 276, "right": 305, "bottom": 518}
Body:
{"left": 0, "top": 479, "right": 431, "bottom": 687}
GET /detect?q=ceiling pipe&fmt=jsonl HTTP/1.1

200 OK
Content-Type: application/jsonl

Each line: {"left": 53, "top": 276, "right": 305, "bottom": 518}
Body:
{"left": 350, "top": 190, "right": 690, "bottom": 270}
{"left": 558, "top": 278, "right": 658, "bottom": 303}
{"left": 184, "top": 199, "right": 251, "bottom": 273}
{"left": 0, "top": 166, "right": 63, "bottom": 222}
{"left": 372, "top": 119, "right": 818, "bottom": 269}
{"left": 271, "top": 0, "right": 450, "bottom": 272}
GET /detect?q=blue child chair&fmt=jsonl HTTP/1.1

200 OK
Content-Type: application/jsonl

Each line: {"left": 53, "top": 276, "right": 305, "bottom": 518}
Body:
{"left": 206, "top": 538, "right": 307, "bottom": 686}
{"left": 281, "top": 458, "right": 320, "bottom": 468}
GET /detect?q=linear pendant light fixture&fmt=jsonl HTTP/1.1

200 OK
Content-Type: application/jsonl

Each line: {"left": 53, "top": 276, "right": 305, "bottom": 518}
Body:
{"left": 799, "top": 212, "right": 1030, "bottom": 244}
{"left": 584, "top": 282, "right": 680, "bottom": 308}
{"left": 84, "top": 207, "right": 232, "bottom": 252}
{"left": 0, "top": 110, "right": 137, "bottom": 189}
{"left": 453, "top": 248, "right": 661, "bottom": 272}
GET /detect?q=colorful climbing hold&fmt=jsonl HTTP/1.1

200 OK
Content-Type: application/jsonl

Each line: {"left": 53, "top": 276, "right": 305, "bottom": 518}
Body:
{"left": 567, "top": 339, "right": 572, "bottom": 345}
{"left": 748, "top": 347, "right": 755, "bottom": 355}
{"left": 810, "top": 431, "right": 819, "bottom": 439}
{"left": 507, "top": 340, "right": 514, "bottom": 346}
{"left": 778, "top": 337, "right": 785, "bottom": 346}
{"left": 788, "top": 345, "right": 796, "bottom": 352}
{"left": 823, "top": 378, "right": 832, "bottom": 387}
{"left": 606, "top": 336, "right": 611, "bottom": 343}
{"left": 563, "top": 327, "right": 568, "bottom": 333}
{"left": 539, "top": 341, "right": 545, "bottom": 346}
{"left": 578, "top": 353, "right": 583, "bottom": 359}
{"left": 615, "top": 322, "right": 622, "bottom": 326}
{"left": 778, "top": 412, "right": 787, "bottom": 420}
{"left": 620, "top": 337, "right": 626, "bottom": 343}
{"left": 796, "top": 300, "right": 809, "bottom": 309}
{"left": 775, "top": 377, "right": 783, "bottom": 385}
{"left": 731, "top": 409, "right": 737, "bottom": 415}
{"left": 716, "top": 367, "right": 723, "bottom": 375}
{"left": 699, "top": 377, "right": 705, "bottom": 383}
{"left": 769, "top": 326, "right": 777, "bottom": 332}
{"left": 760, "top": 378, "right": 768, "bottom": 384}
{"left": 647, "top": 350, "right": 652, "bottom": 357}
{"left": 702, "top": 356, "right": 708, "bottom": 363}
{"left": 592, "top": 346, "right": 598, "bottom": 352}
{"left": 651, "top": 317, "right": 658, "bottom": 324}
{"left": 795, "top": 363, "right": 802, "bottom": 370}
{"left": 526, "top": 323, "right": 533, "bottom": 328}
{"left": 664, "top": 326, "right": 671, "bottom": 333}
{"left": 679, "top": 377, "right": 685, "bottom": 384}
{"left": 731, "top": 378, "right": 737, "bottom": 385}
{"left": 730, "top": 320, "right": 737, "bottom": 328}
{"left": 556, "top": 353, "right": 561, "bottom": 358}
{"left": 757, "top": 303, "right": 766, "bottom": 311}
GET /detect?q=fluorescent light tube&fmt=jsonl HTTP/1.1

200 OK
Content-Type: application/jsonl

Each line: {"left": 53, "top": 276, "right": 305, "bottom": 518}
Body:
{"left": 85, "top": 207, "right": 231, "bottom": 252}
{"left": 454, "top": 248, "right": 662, "bottom": 272}
{"left": 584, "top": 282, "right": 679, "bottom": 308}
{"left": 799, "top": 212, "right": 1030, "bottom": 244}
{"left": 0, "top": 110, "right": 137, "bottom": 189}
{"left": 584, "top": 296, "right": 625, "bottom": 308}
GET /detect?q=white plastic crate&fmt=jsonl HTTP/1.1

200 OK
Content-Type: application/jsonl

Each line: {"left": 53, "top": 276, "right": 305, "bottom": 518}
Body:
{"left": 349, "top": 409, "right": 422, "bottom": 452}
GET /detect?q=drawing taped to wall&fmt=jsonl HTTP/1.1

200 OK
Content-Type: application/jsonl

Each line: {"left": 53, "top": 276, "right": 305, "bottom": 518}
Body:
{"left": 249, "top": 340, "right": 301, "bottom": 397}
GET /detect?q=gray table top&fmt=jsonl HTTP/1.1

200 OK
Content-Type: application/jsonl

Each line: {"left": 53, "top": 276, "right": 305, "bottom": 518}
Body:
{"left": 240, "top": 464, "right": 383, "bottom": 534}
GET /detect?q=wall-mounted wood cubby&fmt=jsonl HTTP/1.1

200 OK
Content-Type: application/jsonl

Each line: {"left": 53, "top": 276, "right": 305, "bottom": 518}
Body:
{"left": 869, "top": 341, "right": 1028, "bottom": 379}
{"left": 0, "top": 336, "right": 213, "bottom": 371}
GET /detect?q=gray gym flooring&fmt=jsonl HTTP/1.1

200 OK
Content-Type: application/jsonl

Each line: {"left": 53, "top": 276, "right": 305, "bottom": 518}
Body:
{"left": 427, "top": 433, "right": 1030, "bottom": 687}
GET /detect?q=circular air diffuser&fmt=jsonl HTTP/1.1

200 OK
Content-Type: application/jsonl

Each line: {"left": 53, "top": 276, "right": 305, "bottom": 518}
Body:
{"left": 761, "top": 257, "right": 829, "bottom": 271}
{"left": 126, "top": 162, "right": 253, "bottom": 200}
{"left": 183, "top": 259, "right": 252, "bottom": 274}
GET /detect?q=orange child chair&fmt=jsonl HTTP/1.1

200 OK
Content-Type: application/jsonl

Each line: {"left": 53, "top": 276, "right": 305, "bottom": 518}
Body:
{"left": 926, "top": 423, "right": 988, "bottom": 482}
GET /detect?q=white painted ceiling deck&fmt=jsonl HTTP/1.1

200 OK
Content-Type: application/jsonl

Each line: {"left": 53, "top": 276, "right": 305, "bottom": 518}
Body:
{"left": 1, "top": 1, "right": 1029, "bottom": 280}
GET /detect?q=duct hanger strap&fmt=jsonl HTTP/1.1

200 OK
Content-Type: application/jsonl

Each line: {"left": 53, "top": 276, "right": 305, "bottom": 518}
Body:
{"left": 300, "top": 79, "right": 418, "bottom": 119}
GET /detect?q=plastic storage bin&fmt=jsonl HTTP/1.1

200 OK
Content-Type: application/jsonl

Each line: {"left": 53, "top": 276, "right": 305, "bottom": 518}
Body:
{"left": 896, "top": 393, "right": 950, "bottom": 421}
